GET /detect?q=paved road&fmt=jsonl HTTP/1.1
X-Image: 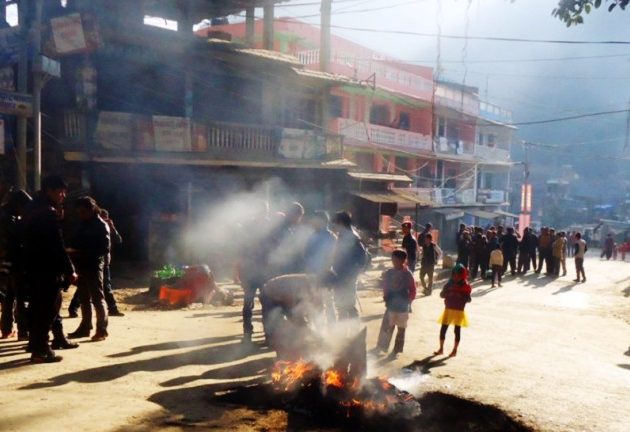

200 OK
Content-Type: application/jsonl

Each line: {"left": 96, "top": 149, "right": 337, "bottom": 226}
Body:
{"left": 0, "top": 256, "right": 628, "bottom": 431}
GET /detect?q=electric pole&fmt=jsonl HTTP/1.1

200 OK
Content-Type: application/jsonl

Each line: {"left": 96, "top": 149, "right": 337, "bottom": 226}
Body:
{"left": 320, "top": 0, "right": 332, "bottom": 132}
{"left": 16, "top": 0, "right": 29, "bottom": 190}
{"left": 32, "top": 0, "right": 43, "bottom": 191}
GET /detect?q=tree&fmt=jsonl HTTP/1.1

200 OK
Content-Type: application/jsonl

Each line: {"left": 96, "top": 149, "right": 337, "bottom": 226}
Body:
{"left": 552, "top": 0, "right": 629, "bottom": 26}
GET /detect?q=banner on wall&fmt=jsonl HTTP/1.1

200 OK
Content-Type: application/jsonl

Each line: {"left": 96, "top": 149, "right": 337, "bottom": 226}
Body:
{"left": 94, "top": 111, "right": 134, "bottom": 150}
{"left": 153, "top": 116, "right": 191, "bottom": 152}
{"left": 51, "top": 13, "right": 88, "bottom": 54}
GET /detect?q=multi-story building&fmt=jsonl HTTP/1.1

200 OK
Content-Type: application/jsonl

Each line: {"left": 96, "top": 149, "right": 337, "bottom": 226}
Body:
{"left": 207, "top": 17, "right": 516, "bottom": 247}
{"left": 0, "top": 1, "right": 355, "bottom": 266}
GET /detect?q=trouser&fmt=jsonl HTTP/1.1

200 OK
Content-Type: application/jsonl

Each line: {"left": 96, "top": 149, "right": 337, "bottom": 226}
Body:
{"left": 602, "top": 249, "right": 613, "bottom": 260}
{"left": 491, "top": 265, "right": 502, "bottom": 285}
{"left": 407, "top": 259, "right": 416, "bottom": 273}
{"left": 560, "top": 256, "right": 567, "bottom": 275}
{"left": 334, "top": 278, "right": 359, "bottom": 321}
{"left": 575, "top": 258, "right": 586, "bottom": 280}
{"left": 552, "top": 257, "right": 561, "bottom": 276}
{"left": 76, "top": 269, "right": 108, "bottom": 335}
{"left": 537, "top": 249, "right": 552, "bottom": 273}
{"left": 439, "top": 324, "right": 461, "bottom": 342}
{"left": 69, "top": 264, "right": 118, "bottom": 313}
{"left": 529, "top": 251, "right": 537, "bottom": 270}
{"left": 517, "top": 251, "right": 530, "bottom": 273}
{"left": 1, "top": 274, "right": 29, "bottom": 337}
{"left": 376, "top": 312, "right": 406, "bottom": 353}
{"left": 502, "top": 252, "right": 516, "bottom": 275}
{"left": 28, "top": 280, "right": 64, "bottom": 356}
{"left": 420, "top": 264, "right": 435, "bottom": 293}
{"left": 242, "top": 277, "right": 266, "bottom": 337}
{"left": 480, "top": 256, "right": 489, "bottom": 279}
{"left": 469, "top": 256, "right": 480, "bottom": 279}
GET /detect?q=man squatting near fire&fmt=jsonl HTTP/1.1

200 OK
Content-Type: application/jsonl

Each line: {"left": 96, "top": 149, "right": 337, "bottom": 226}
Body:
{"left": 375, "top": 249, "right": 416, "bottom": 357}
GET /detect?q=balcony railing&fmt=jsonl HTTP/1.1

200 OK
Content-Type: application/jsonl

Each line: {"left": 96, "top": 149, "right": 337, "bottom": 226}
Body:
{"left": 61, "top": 110, "right": 342, "bottom": 163}
{"left": 331, "top": 118, "right": 432, "bottom": 153}
{"left": 435, "top": 137, "right": 475, "bottom": 155}
{"left": 475, "top": 144, "right": 510, "bottom": 162}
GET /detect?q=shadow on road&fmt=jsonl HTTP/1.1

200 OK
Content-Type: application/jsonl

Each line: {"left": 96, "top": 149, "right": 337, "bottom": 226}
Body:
{"left": 618, "top": 364, "right": 630, "bottom": 371}
{"left": 108, "top": 335, "right": 239, "bottom": 358}
{"left": 18, "top": 338, "right": 269, "bottom": 390}
{"left": 622, "top": 287, "right": 630, "bottom": 298}
{"left": 552, "top": 282, "right": 580, "bottom": 295}
{"left": 160, "top": 356, "right": 273, "bottom": 387}
{"left": 404, "top": 355, "right": 449, "bottom": 375}
{"left": 625, "top": 347, "right": 630, "bottom": 356}
{"left": 472, "top": 286, "right": 500, "bottom": 298}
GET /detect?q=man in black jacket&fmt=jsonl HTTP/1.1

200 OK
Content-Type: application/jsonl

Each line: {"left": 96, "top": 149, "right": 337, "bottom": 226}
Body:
{"left": 68, "top": 197, "right": 110, "bottom": 342}
{"left": 501, "top": 227, "right": 519, "bottom": 276}
{"left": 24, "top": 176, "right": 78, "bottom": 363}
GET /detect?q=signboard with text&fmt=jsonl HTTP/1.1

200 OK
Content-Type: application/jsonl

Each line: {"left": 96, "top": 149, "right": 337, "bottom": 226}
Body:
{"left": 153, "top": 116, "right": 191, "bottom": 152}
{"left": 51, "top": 13, "right": 87, "bottom": 54}
{"left": 0, "top": 90, "right": 32, "bottom": 117}
{"left": 95, "top": 111, "right": 134, "bottom": 150}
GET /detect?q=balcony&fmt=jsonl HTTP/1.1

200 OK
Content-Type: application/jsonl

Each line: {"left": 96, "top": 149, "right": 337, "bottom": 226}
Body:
{"left": 395, "top": 187, "right": 507, "bottom": 206}
{"left": 330, "top": 118, "right": 432, "bottom": 153}
{"left": 475, "top": 144, "right": 510, "bottom": 162}
{"left": 435, "top": 137, "right": 475, "bottom": 156}
{"left": 61, "top": 110, "right": 343, "bottom": 166}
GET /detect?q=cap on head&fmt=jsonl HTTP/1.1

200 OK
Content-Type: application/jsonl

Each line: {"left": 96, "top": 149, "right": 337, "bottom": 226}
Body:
{"left": 334, "top": 211, "right": 352, "bottom": 229}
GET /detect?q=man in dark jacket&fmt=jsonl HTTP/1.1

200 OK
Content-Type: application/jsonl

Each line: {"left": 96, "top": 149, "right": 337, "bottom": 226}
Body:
{"left": 68, "top": 208, "right": 124, "bottom": 317}
{"left": 330, "top": 211, "right": 367, "bottom": 321}
{"left": 401, "top": 222, "right": 418, "bottom": 272}
{"left": 0, "top": 190, "right": 32, "bottom": 340}
{"left": 517, "top": 227, "right": 533, "bottom": 274}
{"left": 68, "top": 197, "right": 111, "bottom": 342}
{"left": 420, "top": 233, "right": 440, "bottom": 295}
{"left": 469, "top": 228, "right": 487, "bottom": 280}
{"left": 24, "top": 176, "right": 78, "bottom": 363}
{"left": 501, "top": 227, "right": 519, "bottom": 276}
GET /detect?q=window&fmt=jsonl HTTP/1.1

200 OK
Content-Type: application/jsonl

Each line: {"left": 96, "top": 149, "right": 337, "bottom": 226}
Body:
{"left": 370, "top": 104, "right": 390, "bottom": 126}
{"left": 329, "top": 95, "right": 343, "bottom": 118}
{"left": 478, "top": 133, "right": 485, "bottom": 146}
{"left": 487, "top": 134, "right": 496, "bottom": 148}
{"left": 437, "top": 116, "right": 446, "bottom": 137}
{"left": 398, "top": 112, "right": 410, "bottom": 130}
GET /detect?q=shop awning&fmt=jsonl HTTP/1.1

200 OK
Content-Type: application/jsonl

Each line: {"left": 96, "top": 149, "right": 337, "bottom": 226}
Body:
{"left": 348, "top": 172, "right": 413, "bottom": 183}
{"left": 465, "top": 209, "right": 500, "bottom": 220}
{"left": 495, "top": 209, "right": 519, "bottom": 218}
{"left": 351, "top": 191, "right": 431, "bottom": 206}
{"left": 434, "top": 208, "right": 466, "bottom": 221}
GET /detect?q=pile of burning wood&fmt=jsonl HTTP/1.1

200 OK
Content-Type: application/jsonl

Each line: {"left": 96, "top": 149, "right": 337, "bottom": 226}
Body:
{"left": 269, "top": 328, "right": 422, "bottom": 423}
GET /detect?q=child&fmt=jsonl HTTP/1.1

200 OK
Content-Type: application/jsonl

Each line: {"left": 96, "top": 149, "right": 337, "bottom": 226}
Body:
{"left": 489, "top": 244, "right": 504, "bottom": 287}
{"left": 434, "top": 264, "right": 472, "bottom": 357}
{"left": 375, "top": 250, "right": 416, "bottom": 356}
{"left": 401, "top": 222, "right": 418, "bottom": 273}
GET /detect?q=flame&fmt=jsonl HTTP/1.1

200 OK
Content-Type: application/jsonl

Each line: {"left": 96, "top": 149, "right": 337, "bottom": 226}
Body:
{"left": 271, "top": 359, "right": 316, "bottom": 391}
{"left": 324, "top": 369, "right": 344, "bottom": 388}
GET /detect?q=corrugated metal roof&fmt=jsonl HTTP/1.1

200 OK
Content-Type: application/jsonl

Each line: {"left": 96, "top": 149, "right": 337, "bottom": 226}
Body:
{"left": 351, "top": 191, "right": 431, "bottom": 205}
{"left": 235, "top": 48, "right": 303, "bottom": 66}
{"left": 465, "top": 209, "right": 500, "bottom": 220}
{"left": 292, "top": 67, "right": 363, "bottom": 86}
{"left": 348, "top": 172, "right": 412, "bottom": 183}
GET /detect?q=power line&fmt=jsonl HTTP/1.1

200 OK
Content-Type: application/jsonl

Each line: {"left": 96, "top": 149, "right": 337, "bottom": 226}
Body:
{"left": 512, "top": 109, "right": 630, "bottom": 126}
{"left": 324, "top": 23, "right": 630, "bottom": 45}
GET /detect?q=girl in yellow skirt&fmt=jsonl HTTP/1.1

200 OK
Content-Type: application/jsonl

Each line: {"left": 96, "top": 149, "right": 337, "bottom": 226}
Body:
{"left": 434, "top": 264, "right": 472, "bottom": 357}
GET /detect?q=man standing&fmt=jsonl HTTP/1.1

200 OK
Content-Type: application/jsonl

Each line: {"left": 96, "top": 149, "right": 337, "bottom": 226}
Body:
{"left": 536, "top": 227, "right": 553, "bottom": 275}
{"left": 0, "top": 190, "right": 32, "bottom": 340}
{"left": 574, "top": 232, "right": 588, "bottom": 283}
{"left": 419, "top": 233, "right": 440, "bottom": 295}
{"left": 401, "top": 222, "right": 418, "bottom": 273}
{"left": 304, "top": 211, "right": 337, "bottom": 324}
{"left": 24, "top": 176, "right": 78, "bottom": 363}
{"left": 517, "top": 227, "right": 532, "bottom": 274}
{"left": 68, "top": 197, "right": 111, "bottom": 342}
{"left": 501, "top": 227, "right": 519, "bottom": 276}
{"left": 68, "top": 208, "right": 124, "bottom": 317}
{"left": 330, "top": 212, "right": 367, "bottom": 321}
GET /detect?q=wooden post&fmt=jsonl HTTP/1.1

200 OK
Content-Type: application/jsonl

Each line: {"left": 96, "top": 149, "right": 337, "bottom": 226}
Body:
{"left": 263, "top": 0, "right": 274, "bottom": 50}
{"left": 32, "top": 0, "right": 43, "bottom": 191}
{"left": 16, "top": 0, "right": 28, "bottom": 190}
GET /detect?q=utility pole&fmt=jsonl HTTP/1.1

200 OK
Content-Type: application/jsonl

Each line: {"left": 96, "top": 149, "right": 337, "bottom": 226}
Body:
{"left": 320, "top": 0, "right": 332, "bottom": 132}
{"left": 16, "top": 0, "right": 29, "bottom": 190}
{"left": 32, "top": 0, "right": 43, "bottom": 190}
{"left": 263, "top": 0, "right": 274, "bottom": 50}
{"left": 624, "top": 99, "right": 630, "bottom": 152}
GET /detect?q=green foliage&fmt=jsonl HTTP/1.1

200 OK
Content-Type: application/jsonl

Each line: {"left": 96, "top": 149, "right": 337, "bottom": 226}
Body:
{"left": 551, "top": 0, "right": 629, "bottom": 26}
{"left": 154, "top": 264, "right": 183, "bottom": 280}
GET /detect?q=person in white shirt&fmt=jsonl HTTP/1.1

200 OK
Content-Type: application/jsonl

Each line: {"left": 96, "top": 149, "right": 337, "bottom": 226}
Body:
{"left": 573, "top": 232, "right": 588, "bottom": 283}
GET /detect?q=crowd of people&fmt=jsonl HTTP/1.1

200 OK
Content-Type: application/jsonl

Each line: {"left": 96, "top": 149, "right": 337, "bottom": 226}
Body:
{"left": 0, "top": 176, "right": 123, "bottom": 363}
